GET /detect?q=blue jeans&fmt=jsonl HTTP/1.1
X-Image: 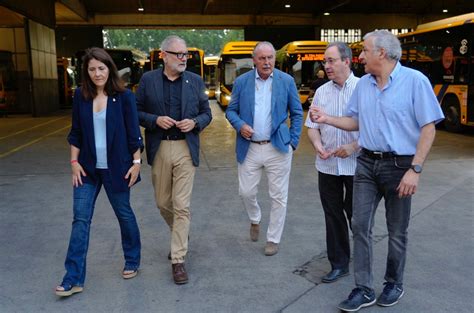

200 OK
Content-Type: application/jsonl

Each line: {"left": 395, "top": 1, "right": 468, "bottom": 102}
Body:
{"left": 62, "top": 169, "right": 141, "bottom": 287}
{"left": 352, "top": 154, "right": 413, "bottom": 291}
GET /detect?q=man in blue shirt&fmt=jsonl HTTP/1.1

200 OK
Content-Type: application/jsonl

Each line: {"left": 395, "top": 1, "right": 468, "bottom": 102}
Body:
{"left": 310, "top": 30, "right": 444, "bottom": 311}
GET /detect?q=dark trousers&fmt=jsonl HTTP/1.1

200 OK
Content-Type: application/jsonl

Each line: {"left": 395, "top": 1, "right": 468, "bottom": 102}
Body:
{"left": 318, "top": 171, "right": 353, "bottom": 270}
{"left": 353, "top": 154, "right": 413, "bottom": 290}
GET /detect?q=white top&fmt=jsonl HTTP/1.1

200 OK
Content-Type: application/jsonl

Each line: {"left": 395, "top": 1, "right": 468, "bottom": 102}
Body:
{"left": 305, "top": 73, "right": 359, "bottom": 176}
{"left": 252, "top": 71, "right": 273, "bottom": 141}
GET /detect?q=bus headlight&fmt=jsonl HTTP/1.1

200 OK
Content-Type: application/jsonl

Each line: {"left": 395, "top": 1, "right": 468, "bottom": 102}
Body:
{"left": 205, "top": 90, "right": 209, "bottom": 95}
{"left": 225, "top": 95, "right": 231, "bottom": 101}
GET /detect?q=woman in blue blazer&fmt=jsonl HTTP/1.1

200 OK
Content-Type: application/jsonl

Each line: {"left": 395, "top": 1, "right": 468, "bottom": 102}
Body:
{"left": 56, "top": 48, "right": 144, "bottom": 297}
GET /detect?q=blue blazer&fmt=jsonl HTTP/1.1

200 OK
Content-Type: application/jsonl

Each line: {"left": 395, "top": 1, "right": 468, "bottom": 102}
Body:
{"left": 68, "top": 88, "right": 144, "bottom": 192}
{"left": 226, "top": 69, "right": 303, "bottom": 163}
{"left": 136, "top": 69, "right": 212, "bottom": 166}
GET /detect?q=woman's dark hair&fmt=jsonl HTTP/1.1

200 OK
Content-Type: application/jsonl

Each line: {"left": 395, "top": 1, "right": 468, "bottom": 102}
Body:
{"left": 81, "top": 47, "right": 125, "bottom": 100}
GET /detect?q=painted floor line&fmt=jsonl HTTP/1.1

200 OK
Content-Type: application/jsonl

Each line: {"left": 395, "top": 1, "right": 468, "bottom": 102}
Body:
{"left": 0, "top": 124, "right": 71, "bottom": 158}
{"left": 0, "top": 116, "right": 68, "bottom": 141}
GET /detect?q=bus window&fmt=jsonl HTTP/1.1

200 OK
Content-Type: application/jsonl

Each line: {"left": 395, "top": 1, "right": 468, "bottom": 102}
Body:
{"left": 204, "top": 56, "right": 218, "bottom": 98}
{"left": 398, "top": 13, "right": 474, "bottom": 132}
{"left": 216, "top": 41, "right": 258, "bottom": 108}
{"left": 276, "top": 41, "right": 328, "bottom": 107}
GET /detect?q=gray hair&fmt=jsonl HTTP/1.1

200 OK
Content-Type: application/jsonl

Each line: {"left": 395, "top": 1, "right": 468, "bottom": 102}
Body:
{"left": 363, "top": 30, "right": 401, "bottom": 61}
{"left": 160, "top": 35, "right": 187, "bottom": 51}
{"left": 327, "top": 41, "right": 352, "bottom": 66}
{"left": 252, "top": 41, "right": 276, "bottom": 57}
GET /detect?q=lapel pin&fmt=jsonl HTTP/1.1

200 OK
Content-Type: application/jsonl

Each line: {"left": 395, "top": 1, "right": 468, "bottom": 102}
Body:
{"left": 186, "top": 80, "right": 189, "bottom": 83}
{"left": 113, "top": 98, "right": 116, "bottom": 102}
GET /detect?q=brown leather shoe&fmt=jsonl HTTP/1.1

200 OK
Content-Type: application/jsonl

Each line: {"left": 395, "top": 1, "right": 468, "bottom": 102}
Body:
{"left": 250, "top": 223, "right": 260, "bottom": 242}
{"left": 172, "top": 263, "right": 189, "bottom": 285}
{"left": 264, "top": 241, "right": 279, "bottom": 256}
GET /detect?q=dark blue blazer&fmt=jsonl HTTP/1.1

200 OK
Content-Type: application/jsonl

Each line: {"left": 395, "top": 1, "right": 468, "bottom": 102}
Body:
{"left": 68, "top": 88, "right": 144, "bottom": 192}
{"left": 136, "top": 69, "right": 212, "bottom": 166}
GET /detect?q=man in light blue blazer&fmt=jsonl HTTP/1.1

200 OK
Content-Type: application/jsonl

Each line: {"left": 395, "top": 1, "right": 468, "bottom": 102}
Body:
{"left": 226, "top": 41, "right": 303, "bottom": 256}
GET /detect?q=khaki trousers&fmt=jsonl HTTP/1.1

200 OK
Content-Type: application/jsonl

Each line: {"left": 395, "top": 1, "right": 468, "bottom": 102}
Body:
{"left": 151, "top": 140, "right": 195, "bottom": 264}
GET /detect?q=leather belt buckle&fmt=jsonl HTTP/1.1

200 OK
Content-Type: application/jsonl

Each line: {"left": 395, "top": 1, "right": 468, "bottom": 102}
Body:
{"left": 373, "top": 151, "right": 383, "bottom": 159}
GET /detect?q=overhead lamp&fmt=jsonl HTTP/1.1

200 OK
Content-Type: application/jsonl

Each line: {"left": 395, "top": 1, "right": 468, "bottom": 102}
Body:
{"left": 285, "top": 4, "right": 291, "bottom": 8}
{"left": 442, "top": 9, "right": 448, "bottom": 13}
{"left": 138, "top": 0, "right": 144, "bottom": 12}
{"left": 138, "top": 7, "right": 144, "bottom": 12}
{"left": 323, "top": 12, "right": 330, "bottom": 16}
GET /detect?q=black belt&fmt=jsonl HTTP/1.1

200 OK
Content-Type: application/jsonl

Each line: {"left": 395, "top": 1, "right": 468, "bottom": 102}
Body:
{"left": 162, "top": 134, "right": 185, "bottom": 140}
{"left": 251, "top": 140, "right": 271, "bottom": 145}
{"left": 361, "top": 148, "right": 412, "bottom": 160}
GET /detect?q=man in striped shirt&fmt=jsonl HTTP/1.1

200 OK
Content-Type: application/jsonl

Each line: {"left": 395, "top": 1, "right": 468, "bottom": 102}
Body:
{"left": 305, "top": 42, "right": 360, "bottom": 284}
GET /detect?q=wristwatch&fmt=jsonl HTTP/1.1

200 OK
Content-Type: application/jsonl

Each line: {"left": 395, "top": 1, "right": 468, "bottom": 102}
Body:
{"left": 410, "top": 164, "right": 422, "bottom": 174}
{"left": 192, "top": 118, "right": 199, "bottom": 128}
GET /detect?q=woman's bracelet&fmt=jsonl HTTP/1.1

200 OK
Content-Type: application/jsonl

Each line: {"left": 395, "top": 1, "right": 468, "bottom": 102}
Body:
{"left": 70, "top": 160, "right": 78, "bottom": 164}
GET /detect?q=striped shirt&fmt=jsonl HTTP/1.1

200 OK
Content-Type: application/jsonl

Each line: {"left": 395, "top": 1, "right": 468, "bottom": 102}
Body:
{"left": 305, "top": 73, "right": 359, "bottom": 176}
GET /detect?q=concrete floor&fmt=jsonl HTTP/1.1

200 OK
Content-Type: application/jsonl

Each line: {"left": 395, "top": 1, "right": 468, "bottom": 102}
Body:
{"left": 0, "top": 101, "right": 473, "bottom": 313}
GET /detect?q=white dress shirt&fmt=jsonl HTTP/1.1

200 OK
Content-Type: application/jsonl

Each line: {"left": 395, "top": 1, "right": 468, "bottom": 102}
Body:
{"left": 305, "top": 73, "right": 359, "bottom": 176}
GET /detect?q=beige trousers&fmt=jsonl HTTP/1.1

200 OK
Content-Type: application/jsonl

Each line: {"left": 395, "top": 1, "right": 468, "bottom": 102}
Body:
{"left": 151, "top": 140, "right": 195, "bottom": 264}
{"left": 238, "top": 143, "right": 293, "bottom": 243}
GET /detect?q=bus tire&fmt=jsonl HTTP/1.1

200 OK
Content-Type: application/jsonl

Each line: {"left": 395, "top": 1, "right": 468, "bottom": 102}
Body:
{"left": 442, "top": 96, "right": 462, "bottom": 133}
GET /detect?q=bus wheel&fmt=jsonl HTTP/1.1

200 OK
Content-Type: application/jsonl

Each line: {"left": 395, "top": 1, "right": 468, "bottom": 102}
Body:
{"left": 442, "top": 97, "right": 462, "bottom": 133}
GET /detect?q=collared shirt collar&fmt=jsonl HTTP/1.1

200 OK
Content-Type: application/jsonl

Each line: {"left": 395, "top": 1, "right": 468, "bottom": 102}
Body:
{"left": 369, "top": 62, "right": 401, "bottom": 86}
{"left": 330, "top": 72, "right": 357, "bottom": 89}
{"left": 162, "top": 69, "right": 183, "bottom": 82}
{"left": 255, "top": 70, "right": 273, "bottom": 81}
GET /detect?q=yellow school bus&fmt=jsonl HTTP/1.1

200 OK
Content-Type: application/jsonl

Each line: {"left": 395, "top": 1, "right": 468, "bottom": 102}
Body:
{"left": 398, "top": 13, "right": 474, "bottom": 132}
{"left": 276, "top": 41, "right": 328, "bottom": 107}
{"left": 150, "top": 47, "right": 205, "bottom": 78}
{"left": 204, "top": 55, "right": 219, "bottom": 98}
{"left": 216, "top": 41, "right": 258, "bottom": 108}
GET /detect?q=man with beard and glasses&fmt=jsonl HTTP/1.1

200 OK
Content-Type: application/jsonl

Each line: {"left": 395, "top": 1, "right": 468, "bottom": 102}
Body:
{"left": 136, "top": 35, "right": 212, "bottom": 285}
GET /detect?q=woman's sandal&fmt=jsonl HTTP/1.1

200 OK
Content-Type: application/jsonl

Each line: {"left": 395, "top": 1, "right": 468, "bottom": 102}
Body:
{"left": 55, "top": 283, "right": 83, "bottom": 297}
{"left": 122, "top": 268, "right": 138, "bottom": 279}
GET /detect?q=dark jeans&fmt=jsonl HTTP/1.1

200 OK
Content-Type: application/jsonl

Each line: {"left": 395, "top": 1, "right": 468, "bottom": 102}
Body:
{"left": 62, "top": 169, "right": 141, "bottom": 287}
{"left": 318, "top": 171, "right": 353, "bottom": 270}
{"left": 353, "top": 154, "right": 413, "bottom": 290}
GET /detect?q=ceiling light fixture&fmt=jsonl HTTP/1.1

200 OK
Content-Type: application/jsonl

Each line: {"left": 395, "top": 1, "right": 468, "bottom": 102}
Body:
{"left": 442, "top": 9, "right": 448, "bottom": 13}
{"left": 285, "top": 4, "right": 291, "bottom": 8}
{"left": 138, "top": 0, "right": 144, "bottom": 12}
{"left": 324, "top": 12, "right": 330, "bottom": 16}
{"left": 138, "top": 7, "right": 144, "bottom": 11}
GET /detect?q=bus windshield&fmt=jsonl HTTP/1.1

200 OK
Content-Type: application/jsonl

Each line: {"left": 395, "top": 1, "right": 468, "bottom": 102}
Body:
{"left": 287, "top": 54, "right": 324, "bottom": 88}
{"left": 221, "top": 55, "right": 253, "bottom": 90}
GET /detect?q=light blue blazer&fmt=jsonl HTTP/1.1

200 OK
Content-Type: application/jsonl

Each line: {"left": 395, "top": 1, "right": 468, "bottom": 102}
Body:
{"left": 226, "top": 68, "right": 303, "bottom": 163}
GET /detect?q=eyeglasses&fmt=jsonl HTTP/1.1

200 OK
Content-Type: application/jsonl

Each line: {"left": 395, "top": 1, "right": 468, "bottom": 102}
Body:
{"left": 165, "top": 51, "right": 188, "bottom": 59}
{"left": 322, "top": 58, "right": 341, "bottom": 66}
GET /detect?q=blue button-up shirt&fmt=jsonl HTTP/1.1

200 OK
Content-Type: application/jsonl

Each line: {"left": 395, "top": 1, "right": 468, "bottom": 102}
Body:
{"left": 346, "top": 62, "right": 444, "bottom": 155}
